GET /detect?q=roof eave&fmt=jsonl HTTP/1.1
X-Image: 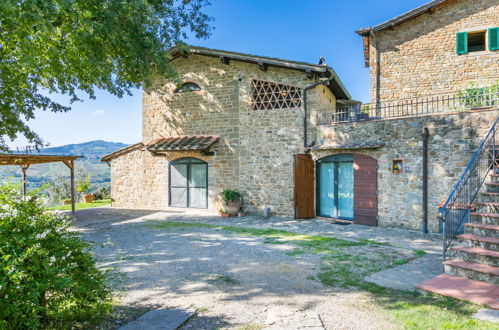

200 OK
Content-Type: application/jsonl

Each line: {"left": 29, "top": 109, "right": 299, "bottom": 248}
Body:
{"left": 355, "top": 0, "right": 451, "bottom": 35}
{"left": 169, "top": 45, "right": 351, "bottom": 100}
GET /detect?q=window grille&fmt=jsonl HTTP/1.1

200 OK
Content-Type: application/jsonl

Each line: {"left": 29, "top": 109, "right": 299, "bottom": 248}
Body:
{"left": 251, "top": 79, "right": 302, "bottom": 110}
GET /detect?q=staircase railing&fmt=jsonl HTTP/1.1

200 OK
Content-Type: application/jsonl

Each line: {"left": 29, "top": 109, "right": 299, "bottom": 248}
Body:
{"left": 440, "top": 117, "right": 499, "bottom": 260}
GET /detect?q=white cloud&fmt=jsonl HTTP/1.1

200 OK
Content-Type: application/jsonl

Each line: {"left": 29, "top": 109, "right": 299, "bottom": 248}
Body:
{"left": 91, "top": 109, "right": 105, "bottom": 115}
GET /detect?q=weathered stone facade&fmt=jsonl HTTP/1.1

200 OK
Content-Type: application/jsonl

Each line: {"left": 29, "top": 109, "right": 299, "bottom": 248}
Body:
{"left": 315, "top": 109, "right": 499, "bottom": 232}
{"left": 365, "top": 0, "right": 499, "bottom": 102}
{"left": 108, "top": 53, "right": 338, "bottom": 216}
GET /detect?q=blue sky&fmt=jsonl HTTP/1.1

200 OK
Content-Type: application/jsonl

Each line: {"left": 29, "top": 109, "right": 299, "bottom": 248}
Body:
{"left": 9, "top": 0, "right": 428, "bottom": 149}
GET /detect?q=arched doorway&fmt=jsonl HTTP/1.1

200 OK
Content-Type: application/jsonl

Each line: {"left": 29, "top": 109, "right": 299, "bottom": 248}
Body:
{"left": 317, "top": 154, "right": 354, "bottom": 219}
{"left": 316, "top": 153, "right": 378, "bottom": 225}
{"left": 169, "top": 157, "right": 208, "bottom": 208}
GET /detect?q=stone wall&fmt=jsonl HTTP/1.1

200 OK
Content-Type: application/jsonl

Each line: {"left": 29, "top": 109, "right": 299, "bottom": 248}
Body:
{"left": 109, "top": 148, "right": 167, "bottom": 209}
{"left": 316, "top": 109, "right": 499, "bottom": 232}
{"left": 368, "top": 0, "right": 499, "bottom": 102}
{"left": 110, "top": 54, "right": 335, "bottom": 215}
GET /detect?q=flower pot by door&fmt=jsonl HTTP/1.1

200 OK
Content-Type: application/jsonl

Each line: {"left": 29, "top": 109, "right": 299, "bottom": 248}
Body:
{"left": 223, "top": 198, "right": 241, "bottom": 216}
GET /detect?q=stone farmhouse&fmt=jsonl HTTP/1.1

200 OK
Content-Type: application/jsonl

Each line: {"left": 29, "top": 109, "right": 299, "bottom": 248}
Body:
{"left": 101, "top": 45, "right": 352, "bottom": 219}
{"left": 102, "top": 0, "right": 498, "bottom": 237}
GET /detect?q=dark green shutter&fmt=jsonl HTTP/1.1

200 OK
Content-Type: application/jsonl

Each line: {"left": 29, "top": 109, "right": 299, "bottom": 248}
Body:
{"left": 456, "top": 32, "right": 467, "bottom": 54}
{"left": 489, "top": 27, "right": 499, "bottom": 51}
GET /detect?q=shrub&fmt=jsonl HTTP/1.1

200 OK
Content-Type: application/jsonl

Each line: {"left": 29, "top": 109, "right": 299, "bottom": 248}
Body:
{"left": 93, "top": 187, "right": 110, "bottom": 201}
{"left": 457, "top": 81, "right": 499, "bottom": 109}
{"left": 219, "top": 189, "right": 241, "bottom": 203}
{"left": 76, "top": 176, "right": 90, "bottom": 195}
{"left": 0, "top": 184, "right": 111, "bottom": 328}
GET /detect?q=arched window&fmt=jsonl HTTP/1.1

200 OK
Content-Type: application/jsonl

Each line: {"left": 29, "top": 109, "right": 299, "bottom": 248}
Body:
{"left": 169, "top": 157, "right": 207, "bottom": 208}
{"left": 174, "top": 82, "right": 201, "bottom": 93}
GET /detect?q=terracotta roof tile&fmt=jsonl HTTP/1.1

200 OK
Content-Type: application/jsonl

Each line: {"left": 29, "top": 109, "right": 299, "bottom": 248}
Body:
{"left": 146, "top": 135, "right": 219, "bottom": 152}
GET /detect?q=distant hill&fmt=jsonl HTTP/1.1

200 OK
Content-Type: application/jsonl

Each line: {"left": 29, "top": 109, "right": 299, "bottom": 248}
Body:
{"left": 33, "top": 140, "right": 129, "bottom": 159}
{"left": 1, "top": 140, "right": 129, "bottom": 190}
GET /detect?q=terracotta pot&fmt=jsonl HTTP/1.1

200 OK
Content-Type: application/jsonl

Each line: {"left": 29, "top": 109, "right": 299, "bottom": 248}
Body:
{"left": 223, "top": 198, "right": 242, "bottom": 216}
{"left": 219, "top": 212, "right": 230, "bottom": 218}
{"left": 82, "top": 193, "right": 94, "bottom": 203}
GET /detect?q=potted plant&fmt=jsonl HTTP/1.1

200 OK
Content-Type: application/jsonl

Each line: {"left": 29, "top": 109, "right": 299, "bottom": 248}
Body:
{"left": 218, "top": 208, "right": 230, "bottom": 218}
{"left": 77, "top": 176, "right": 93, "bottom": 203}
{"left": 219, "top": 188, "right": 242, "bottom": 216}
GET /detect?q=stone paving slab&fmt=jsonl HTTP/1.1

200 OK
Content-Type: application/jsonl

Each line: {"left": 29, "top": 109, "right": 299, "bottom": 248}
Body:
{"left": 364, "top": 254, "right": 443, "bottom": 291}
{"left": 119, "top": 308, "right": 195, "bottom": 330}
{"left": 264, "top": 307, "right": 324, "bottom": 329}
{"left": 472, "top": 309, "right": 499, "bottom": 323}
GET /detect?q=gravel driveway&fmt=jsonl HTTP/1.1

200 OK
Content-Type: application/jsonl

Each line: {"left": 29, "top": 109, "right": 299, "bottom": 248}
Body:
{"left": 73, "top": 208, "right": 440, "bottom": 329}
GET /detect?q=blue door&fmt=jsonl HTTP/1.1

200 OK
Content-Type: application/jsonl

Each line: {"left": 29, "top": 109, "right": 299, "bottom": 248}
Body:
{"left": 317, "top": 155, "right": 354, "bottom": 219}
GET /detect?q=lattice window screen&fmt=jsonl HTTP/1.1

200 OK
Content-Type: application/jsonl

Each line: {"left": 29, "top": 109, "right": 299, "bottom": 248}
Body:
{"left": 251, "top": 79, "right": 302, "bottom": 110}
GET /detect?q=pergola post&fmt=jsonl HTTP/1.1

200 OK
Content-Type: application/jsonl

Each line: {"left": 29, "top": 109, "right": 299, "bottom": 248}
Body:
{"left": 62, "top": 159, "right": 76, "bottom": 214}
{"left": 21, "top": 165, "right": 30, "bottom": 196}
{"left": 70, "top": 160, "right": 75, "bottom": 214}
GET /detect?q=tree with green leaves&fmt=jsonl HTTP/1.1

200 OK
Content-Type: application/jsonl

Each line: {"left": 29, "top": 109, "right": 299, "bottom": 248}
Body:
{"left": 0, "top": 0, "right": 212, "bottom": 151}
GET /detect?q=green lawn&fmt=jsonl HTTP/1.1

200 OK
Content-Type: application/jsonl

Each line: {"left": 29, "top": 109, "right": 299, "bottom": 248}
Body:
{"left": 48, "top": 199, "right": 111, "bottom": 211}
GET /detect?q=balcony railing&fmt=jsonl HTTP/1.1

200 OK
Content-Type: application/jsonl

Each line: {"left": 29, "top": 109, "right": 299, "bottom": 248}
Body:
{"left": 330, "top": 90, "right": 499, "bottom": 124}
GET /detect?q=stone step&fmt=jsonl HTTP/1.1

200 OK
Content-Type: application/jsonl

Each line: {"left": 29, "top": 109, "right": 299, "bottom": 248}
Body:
{"left": 417, "top": 274, "right": 499, "bottom": 309}
{"left": 458, "top": 234, "right": 499, "bottom": 250}
{"left": 476, "top": 202, "right": 499, "bottom": 207}
{"left": 471, "top": 212, "right": 499, "bottom": 218}
{"left": 464, "top": 223, "right": 499, "bottom": 237}
{"left": 482, "top": 192, "right": 499, "bottom": 196}
{"left": 443, "top": 259, "right": 499, "bottom": 285}
{"left": 475, "top": 201, "right": 499, "bottom": 214}
{"left": 470, "top": 212, "right": 499, "bottom": 225}
{"left": 451, "top": 246, "right": 499, "bottom": 267}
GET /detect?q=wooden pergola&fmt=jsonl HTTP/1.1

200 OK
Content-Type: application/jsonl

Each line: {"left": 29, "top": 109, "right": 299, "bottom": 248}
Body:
{"left": 0, "top": 154, "right": 80, "bottom": 213}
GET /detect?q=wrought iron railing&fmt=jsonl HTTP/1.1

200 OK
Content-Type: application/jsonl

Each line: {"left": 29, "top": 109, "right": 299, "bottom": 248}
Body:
{"left": 331, "top": 90, "right": 499, "bottom": 124}
{"left": 439, "top": 116, "right": 499, "bottom": 260}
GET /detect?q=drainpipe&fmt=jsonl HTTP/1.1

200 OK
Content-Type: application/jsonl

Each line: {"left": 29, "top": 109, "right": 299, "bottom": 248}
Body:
{"left": 370, "top": 30, "right": 381, "bottom": 115}
{"left": 303, "top": 76, "right": 334, "bottom": 150}
{"left": 422, "top": 127, "right": 430, "bottom": 234}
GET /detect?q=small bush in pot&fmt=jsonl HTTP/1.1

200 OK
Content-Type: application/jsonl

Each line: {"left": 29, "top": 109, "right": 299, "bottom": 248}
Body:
{"left": 219, "top": 189, "right": 242, "bottom": 216}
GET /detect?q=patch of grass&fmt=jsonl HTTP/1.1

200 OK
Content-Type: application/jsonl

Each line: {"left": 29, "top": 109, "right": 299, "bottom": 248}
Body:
{"left": 236, "top": 324, "right": 262, "bottom": 330}
{"left": 147, "top": 221, "right": 216, "bottom": 230}
{"left": 358, "top": 238, "right": 390, "bottom": 245}
{"left": 370, "top": 288, "right": 497, "bottom": 329}
{"left": 414, "top": 249, "right": 427, "bottom": 257}
{"left": 48, "top": 199, "right": 111, "bottom": 211}
{"left": 392, "top": 259, "right": 410, "bottom": 266}
{"left": 207, "top": 274, "right": 240, "bottom": 286}
{"left": 195, "top": 307, "right": 209, "bottom": 313}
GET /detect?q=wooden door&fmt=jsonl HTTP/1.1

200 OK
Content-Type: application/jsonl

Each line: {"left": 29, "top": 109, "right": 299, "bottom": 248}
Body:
{"left": 353, "top": 154, "right": 378, "bottom": 226}
{"left": 294, "top": 154, "right": 315, "bottom": 219}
